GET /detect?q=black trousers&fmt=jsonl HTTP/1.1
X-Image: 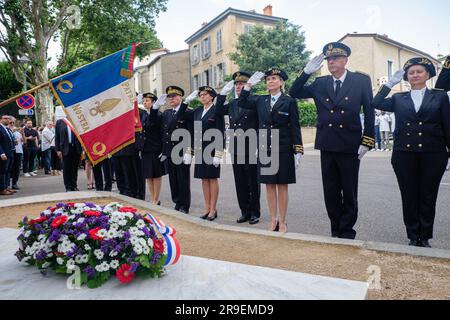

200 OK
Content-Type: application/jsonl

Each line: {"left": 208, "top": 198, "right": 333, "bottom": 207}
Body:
{"left": 11, "top": 152, "right": 22, "bottom": 186}
{"left": 62, "top": 146, "right": 80, "bottom": 191}
{"left": 93, "top": 158, "right": 112, "bottom": 192}
{"left": 166, "top": 159, "right": 191, "bottom": 212}
{"left": 392, "top": 151, "right": 448, "bottom": 241}
{"left": 321, "top": 151, "right": 360, "bottom": 239}
{"left": 23, "top": 147, "right": 38, "bottom": 173}
{"left": 232, "top": 158, "right": 260, "bottom": 218}
{"left": 113, "top": 155, "right": 145, "bottom": 200}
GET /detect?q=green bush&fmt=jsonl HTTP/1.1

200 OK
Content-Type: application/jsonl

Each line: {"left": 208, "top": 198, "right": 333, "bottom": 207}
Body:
{"left": 298, "top": 101, "right": 317, "bottom": 127}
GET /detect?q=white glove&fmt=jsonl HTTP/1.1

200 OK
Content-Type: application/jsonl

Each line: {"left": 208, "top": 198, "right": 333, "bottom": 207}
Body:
{"left": 183, "top": 154, "right": 193, "bottom": 165}
{"left": 386, "top": 70, "right": 405, "bottom": 89}
{"left": 185, "top": 90, "right": 199, "bottom": 104}
{"left": 159, "top": 153, "right": 167, "bottom": 163}
{"left": 247, "top": 71, "right": 265, "bottom": 87}
{"left": 213, "top": 157, "right": 221, "bottom": 168}
{"left": 358, "top": 145, "right": 370, "bottom": 160}
{"left": 220, "top": 80, "right": 235, "bottom": 95}
{"left": 304, "top": 54, "right": 325, "bottom": 75}
{"left": 446, "top": 159, "right": 450, "bottom": 171}
{"left": 153, "top": 94, "right": 167, "bottom": 110}
{"left": 295, "top": 153, "right": 303, "bottom": 169}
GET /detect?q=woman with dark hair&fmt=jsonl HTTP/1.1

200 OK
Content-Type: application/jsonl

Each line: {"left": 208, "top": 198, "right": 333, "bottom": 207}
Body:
{"left": 372, "top": 57, "right": 450, "bottom": 248}
{"left": 140, "top": 93, "right": 166, "bottom": 205}
{"left": 238, "top": 69, "right": 304, "bottom": 233}
{"left": 186, "top": 86, "right": 225, "bottom": 221}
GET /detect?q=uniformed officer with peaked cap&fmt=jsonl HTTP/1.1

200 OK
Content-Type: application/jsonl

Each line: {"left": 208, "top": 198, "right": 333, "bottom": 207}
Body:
{"left": 290, "top": 42, "right": 375, "bottom": 240}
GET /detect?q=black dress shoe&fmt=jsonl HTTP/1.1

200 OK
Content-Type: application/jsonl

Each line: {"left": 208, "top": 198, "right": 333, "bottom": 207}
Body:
{"left": 73, "top": 188, "right": 80, "bottom": 192}
{"left": 421, "top": 240, "right": 432, "bottom": 248}
{"left": 249, "top": 216, "right": 260, "bottom": 225}
{"left": 179, "top": 208, "right": 189, "bottom": 215}
{"left": 408, "top": 240, "right": 422, "bottom": 247}
{"left": 207, "top": 211, "right": 218, "bottom": 221}
{"left": 12, "top": 185, "right": 20, "bottom": 190}
{"left": 157, "top": 201, "right": 161, "bottom": 206}
{"left": 236, "top": 216, "right": 250, "bottom": 224}
{"left": 201, "top": 213, "right": 210, "bottom": 220}
{"left": 175, "top": 205, "right": 181, "bottom": 211}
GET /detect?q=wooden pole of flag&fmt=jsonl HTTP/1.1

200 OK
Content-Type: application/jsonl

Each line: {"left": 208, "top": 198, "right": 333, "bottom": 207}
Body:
{"left": 0, "top": 81, "right": 50, "bottom": 109}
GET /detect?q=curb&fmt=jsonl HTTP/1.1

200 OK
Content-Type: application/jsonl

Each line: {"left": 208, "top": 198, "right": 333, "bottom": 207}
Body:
{"left": 3, "top": 192, "right": 450, "bottom": 261}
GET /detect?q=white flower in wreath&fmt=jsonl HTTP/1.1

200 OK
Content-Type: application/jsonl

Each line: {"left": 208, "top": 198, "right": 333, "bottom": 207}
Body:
{"left": 147, "top": 238, "right": 154, "bottom": 248}
{"left": 94, "top": 249, "right": 104, "bottom": 260}
{"left": 42, "top": 210, "right": 52, "bottom": 216}
{"left": 42, "top": 262, "right": 51, "bottom": 269}
{"left": 67, "top": 259, "right": 76, "bottom": 270}
{"left": 57, "top": 257, "right": 64, "bottom": 265}
{"left": 136, "top": 220, "right": 146, "bottom": 229}
{"left": 24, "top": 231, "right": 32, "bottom": 238}
{"left": 110, "top": 260, "right": 120, "bottom": 270}
{"left": 106, "top": 230, "right": 116, "bottom": 239}
{"left": 84, "top": 244, "right": 91, "bottom": 251}
{"left": 143, "top": 246, "right": 150, "bottom": 255}
{"left": 22, "top": 257, "right": 31, "bottom": 263}
{"left": 97, "top": 229, "right": 108, "bottom": 238}
{"left": 18, "top": 239, "right": 24, "bottom": 251}
{"left": 75, "top": 255, "right": 84, "bottom": 264}
{"left": 118, "top": 219, "right": 127, "bottom": 227}
{"left": 75, "top": 203, "right": 85, "bottom": 208}
{"left": 133, "top": 244, "right": 143, "bottom": 255}
{"left": 130, "top": 237, "right": 139, "bottom": 246}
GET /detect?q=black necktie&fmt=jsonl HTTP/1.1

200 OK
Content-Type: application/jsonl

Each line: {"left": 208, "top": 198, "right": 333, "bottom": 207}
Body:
{"left": 335, "top": 80, "right": 342, "bottom": 97}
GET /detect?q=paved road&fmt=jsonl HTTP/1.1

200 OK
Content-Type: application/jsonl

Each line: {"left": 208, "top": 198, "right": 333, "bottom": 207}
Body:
{"left": 4, "top": 149, "right": 450, "bottom": 249}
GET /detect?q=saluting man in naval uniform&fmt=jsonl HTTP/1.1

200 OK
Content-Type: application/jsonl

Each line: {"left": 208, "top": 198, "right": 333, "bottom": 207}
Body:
{"left": 290, "top": 42, "right": 375, "bottom": 240}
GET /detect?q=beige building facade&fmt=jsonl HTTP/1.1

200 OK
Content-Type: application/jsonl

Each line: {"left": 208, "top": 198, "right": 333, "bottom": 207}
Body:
{"left": 134, "top": 49, "right": 190, "bottom": 97}
{"left": 320, "top": 33, "right": 442, "bottom": 94}
{"left": 185, "top": 6, "right": 285, "bottom": 91}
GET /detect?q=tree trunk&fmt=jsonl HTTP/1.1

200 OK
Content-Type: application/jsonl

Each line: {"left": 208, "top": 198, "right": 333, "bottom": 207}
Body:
{"left": 35, "top": 88, "right": 54, "bottom": 126}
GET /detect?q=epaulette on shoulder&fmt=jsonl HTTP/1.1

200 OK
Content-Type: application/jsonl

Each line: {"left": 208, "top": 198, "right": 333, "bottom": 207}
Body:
{"left": 432, "top": 88, "right": 445, "bottom": 92}
{"left": 355, "top": 70, "right": 370, "bottom": 78}
{"left": 187, "top": 107, "right": 194, "bottom": 111}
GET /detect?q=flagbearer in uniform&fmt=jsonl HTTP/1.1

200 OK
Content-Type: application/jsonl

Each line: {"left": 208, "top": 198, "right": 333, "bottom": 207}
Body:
{"left": 372, "top": 58, "right": 450, "bottom": 248}
{"left": 216, "top": 72, "right": 261, "bottom": 225}
{"left": 140, "top": 93, "right": 167, "bottom": 205}
{"left": 185, "top": 86, "right": 225, "bottom": 221}
{"left": 290, "top": 42, "right": 375, "bottom": 240}
{"left": 239, "top": 68, "right": 304, "bottom": 233}
{"left": 436, "top": 55, "right": 450, "bottom": 92}
{"left": 153, "top": 86, "right": 197, "bottom": 214}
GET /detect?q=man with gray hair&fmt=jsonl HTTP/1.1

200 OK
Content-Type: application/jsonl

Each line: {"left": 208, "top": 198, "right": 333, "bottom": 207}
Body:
{"left": 41, "top": 120, "right": 55, "bottom": 175}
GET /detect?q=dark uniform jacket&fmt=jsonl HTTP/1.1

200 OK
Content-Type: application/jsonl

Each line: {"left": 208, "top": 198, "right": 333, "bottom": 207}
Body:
{"left": 55, "top": 119, "right": 82, "bottom": 157}
{"left": 138, "top": 108, "right": 164, "bottom": 154}
{"left": 289, "top": 70, "right": 375, "bottom": 154}
{"left": 372, "top": 85, "right": 450, "bottom": 156}
{"left": 189, "top": 105, "right": 225, "bottom": 158}
{"left": 238, "top": 90, "right": 303, "bottom": 155}
{"left": 161, "top": 103, "right": 194, "bottom": 158}
{"left": 436, "top": 56, "right": 450, "bottom": 92}
{"left": 215, "top": 94, "right": 259, "bottom": 156}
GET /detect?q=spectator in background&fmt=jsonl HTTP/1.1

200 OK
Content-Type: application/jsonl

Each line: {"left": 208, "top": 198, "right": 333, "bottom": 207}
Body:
{"left": 9, "top": 117, "right": 22, "bottom": 190}
{"left": 41, "top": 121, "right": 55, "bottom": 175}
{"left": 23, "top": 120, "right": 39, "bottom": 177}
{"left": 379, "top": 111, "right": 391, "bottom": 151}
{"left": 374, "top": 111, "right": 382, "bottom": 151}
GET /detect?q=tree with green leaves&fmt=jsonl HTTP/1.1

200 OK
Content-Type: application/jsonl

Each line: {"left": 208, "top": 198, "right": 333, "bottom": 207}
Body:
{"left": 229, "top": 21, "right": 311, "bottom": 91}
{"left": 0, "top": 0, "right": 167, "bottom": 125}
{"left": 0, "top": 60, "right": 22, "bottom": 117}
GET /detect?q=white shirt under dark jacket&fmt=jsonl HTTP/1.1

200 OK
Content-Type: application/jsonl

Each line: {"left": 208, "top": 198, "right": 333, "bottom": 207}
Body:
{"left": 410, "top": 87, "right": 427, "bottom": 113}
{"left": 333, "top": 70, "right": 348, "bottom": 90}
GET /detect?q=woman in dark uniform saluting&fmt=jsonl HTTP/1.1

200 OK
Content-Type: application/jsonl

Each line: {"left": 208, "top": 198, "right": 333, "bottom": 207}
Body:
{"left": 140, "top": 93, "right": 166, "bottom": 205}
{"left": 238, "top": 69, "right": 304, "bottom": 233}
{"left": 188, "top": 86, "right": 225, "bottom": 221}
{"left": 372, "top": 58, "right": 450, "bottom": 248}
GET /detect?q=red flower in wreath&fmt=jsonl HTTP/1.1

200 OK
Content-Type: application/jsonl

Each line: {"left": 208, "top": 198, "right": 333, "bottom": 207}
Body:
{"left": 29, "top": 216, "right": 47, "bottom": 225}
{"left": 51, "top": 216, "right": 68, "bottom": 229}
{"left": 116, "top": 264, "right": 135, "bottom": 284}
{"left": 143, "top": 216, "right": 153, "bottom": 224}
{"left": 153, "top": 238, "right": 165, "bottom": 254}
{"left": 89, "top": 227, "right": 104, "bottom": 241}
{"left": 66, "top": 203, "right": 76, "bottom": 208}
{"left": 83, "top": 210, "right": 101, "bottom": 217}
{"left": 119, "top": 207, "right": 137, "bottom": 213}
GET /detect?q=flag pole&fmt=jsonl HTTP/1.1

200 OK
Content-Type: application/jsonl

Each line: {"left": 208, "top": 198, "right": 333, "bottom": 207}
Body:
{"left": 0, "top": 41, "right": 148, "bottom": 110}
{"left": 0, "top": 82, "right": 50, "bottom": 109}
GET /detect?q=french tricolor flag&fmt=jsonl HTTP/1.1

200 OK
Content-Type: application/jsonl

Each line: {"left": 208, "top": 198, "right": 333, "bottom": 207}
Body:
{"left": 50, "top": 45, "right": 139, "bottom": 165}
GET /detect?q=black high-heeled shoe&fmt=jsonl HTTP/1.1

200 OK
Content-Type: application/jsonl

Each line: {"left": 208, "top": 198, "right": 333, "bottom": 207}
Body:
{"left": 207, "top": 211, "right": 218, "bottom": 222}
{"left": 201, "top": 213, "right": 210, "bottom": 220}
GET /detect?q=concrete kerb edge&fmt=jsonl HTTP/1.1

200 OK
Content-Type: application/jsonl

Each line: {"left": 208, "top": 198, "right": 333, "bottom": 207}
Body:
{"left": 3, "top": 192, "right": 450, "bottom": 261}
